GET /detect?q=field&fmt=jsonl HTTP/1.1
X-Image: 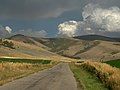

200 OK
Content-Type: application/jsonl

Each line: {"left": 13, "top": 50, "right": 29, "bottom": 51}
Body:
{"left": 105, "top": 59, "right": 120, "bottom": 68}
{"left": 0, "top": 58, "right": 57, "bottom": 86}
{"left": 69, "top": 63, "right": 108, "bottom": 90}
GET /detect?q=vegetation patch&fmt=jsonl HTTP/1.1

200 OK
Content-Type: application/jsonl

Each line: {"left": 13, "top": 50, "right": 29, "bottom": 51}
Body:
{"left": 69, "top": 63, "right": 108, "bottom": 90}
{"left": 81, "top": 61, "right": 120, "bottom": 90}
{"left": 105, "top": 59, "right": 120, "bottom": 68}
{"left": 110, "top": 51, "right": 119, "bottom": 55}
{"left": 0, "top": 58, "right": 51, "bottom": 64}
{"left": 0, "top": 39, "right": 15, "bottom": 49}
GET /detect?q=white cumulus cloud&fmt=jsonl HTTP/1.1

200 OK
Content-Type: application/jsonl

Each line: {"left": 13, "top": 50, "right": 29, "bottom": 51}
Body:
{"left": 58, "top": 21, "right": 78, "bottom": 37}
{"left": 58, "top": 3, "right": 120, "bottom": 37}
{"left": 5, "top": 26, "right": 12, "bottom": 33}
{"left": 0, "top": 25, "right": 12, "bottom": 38}
{"left": 83, "top": 3, "right": 120, "bottom": 32}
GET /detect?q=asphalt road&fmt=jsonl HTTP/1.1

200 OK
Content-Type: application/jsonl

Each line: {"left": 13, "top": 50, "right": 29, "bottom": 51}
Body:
{"left": 0, "top": 63, "right": 78, "bottom": 90}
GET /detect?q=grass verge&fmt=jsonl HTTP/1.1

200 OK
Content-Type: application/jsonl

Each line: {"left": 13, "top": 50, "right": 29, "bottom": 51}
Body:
{"left": 0, "top": 58, "right": 58, "bottom": 86}
{"left": 69, "top": 63, "right": 108, "bottom": 90}
{"left": 81, "top": 61, "right": 120, "bottom": 90}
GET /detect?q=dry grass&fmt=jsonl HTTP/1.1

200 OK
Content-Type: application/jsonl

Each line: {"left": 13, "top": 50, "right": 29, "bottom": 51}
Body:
{"left": 79, "top": 61, "right": 120, "bottom": 90}
{"left": 79, "top": 41, "right": 120, "bottom": 61}
{"left": 0, "top": 40, "right": 72, "bottom": 61}
{"left": 0, "top": 62, "right": 56, "bottom": 86}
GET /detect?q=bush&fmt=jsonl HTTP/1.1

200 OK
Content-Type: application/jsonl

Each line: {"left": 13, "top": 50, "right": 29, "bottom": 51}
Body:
{"left": 0, "top": 39, "right": 2, "bottom": 45}
{"left": 2, "top": 40, "right": 15, "bottom": 49}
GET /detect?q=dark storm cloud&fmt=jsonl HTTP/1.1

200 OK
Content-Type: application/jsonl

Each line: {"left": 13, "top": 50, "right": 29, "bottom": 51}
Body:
{"left": 0, "top": 0, "right": 120, "bottom": 20}
{"left": 0, "top": 0, "right": 83, "bottom": 19}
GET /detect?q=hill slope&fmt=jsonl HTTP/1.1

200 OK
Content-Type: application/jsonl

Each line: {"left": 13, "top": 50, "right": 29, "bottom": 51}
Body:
{"left": 0, "top": 38, "right": 71, "bottom": 61}
{"left": 75, "top": 41, "right": 120, "bottom": 61}
{"left": 9, "top": 34, "right": 50, "bottom": 50}
{"left": 9, "top": 34, "right": 120, "bottom": 61}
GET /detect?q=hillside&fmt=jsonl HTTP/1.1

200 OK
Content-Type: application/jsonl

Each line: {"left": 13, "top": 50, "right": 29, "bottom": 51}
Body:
{"left": 0, "top": 39, "right": 72, "bottom": 61}
{"left": 9, "top": 34, "right": 120, "bottom": 61}
{"left": 9, "top": 34, "right": 99, "bottom": 59}
{"left": 9, "top": 34, "right": 50, "bottom": 50}
{"left": 22, "top": 36, "right": 100, "bottom": 59}
{"left": 75, "top": 41, "right": 120, "bottom": 61}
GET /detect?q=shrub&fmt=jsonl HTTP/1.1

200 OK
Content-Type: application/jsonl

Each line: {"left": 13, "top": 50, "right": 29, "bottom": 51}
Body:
{"left": 0, "top": 39, "right": 2, "bottom": 45}
{"left": 2, "top": 40, "right": 15, "bottom": 49}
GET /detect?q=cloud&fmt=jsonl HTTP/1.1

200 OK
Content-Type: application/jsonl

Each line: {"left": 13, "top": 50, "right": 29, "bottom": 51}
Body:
{"left": 58, "top": 21, "right": 78, "bottom": 37}
{"left": 0, "top": 25, "right": 12, "bottom": 38}
{"left": 1, "top": 0, "right": 114, "bottom": 20}
{"left": 15, "top": 29, "right": 47, "bottom": 37}
{"left": 94, "top": 0, "right": 120, "bottom": 8}
{"left": 0, "top": 0, "right": 82, "bottom": 20}
{"left": 5, "top": 26, "right": 12, "bottom": 33}
{"left": 58, "top": 3, "right": 120, "bottom": 37}
{"left": 0, "top": 24, "right": 47, "bottom": 38}
{"left": 83, "top": 3, "right": 120, "bottom": 32}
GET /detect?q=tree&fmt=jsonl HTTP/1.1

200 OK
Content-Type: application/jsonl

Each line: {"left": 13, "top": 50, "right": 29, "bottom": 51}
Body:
{"left": 3, "top": 40, "right": 15, "bottom": 49}
{"left": 0, "top": 38, "right": 2, "bottom": 45}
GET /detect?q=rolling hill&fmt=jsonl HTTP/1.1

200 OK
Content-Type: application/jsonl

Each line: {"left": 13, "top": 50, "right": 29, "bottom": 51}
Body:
{"left": 7, "top": 34, "right": 120, "bottom": 61}
{"left": 0, "top": 36, "right": 73, "bottom": 62}
{"left": 9, "top": 35, "right": 99, "bottom": 58}
{"left": 75, "top": 41, "right": 120, "bottom": 61}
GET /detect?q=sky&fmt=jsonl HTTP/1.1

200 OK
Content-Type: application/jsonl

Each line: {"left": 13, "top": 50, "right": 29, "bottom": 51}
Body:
{"left": 0, "top": 0, "right": 120, "bottom": 38}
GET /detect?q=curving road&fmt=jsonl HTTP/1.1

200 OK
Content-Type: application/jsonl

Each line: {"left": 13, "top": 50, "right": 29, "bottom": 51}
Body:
{"left": 0, "top": 63, "right": 77, "bottom": 90}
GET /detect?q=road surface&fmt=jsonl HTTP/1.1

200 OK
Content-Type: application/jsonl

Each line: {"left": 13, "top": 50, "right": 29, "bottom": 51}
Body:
{"left": 0, "top": 63, "right": 78, "bottom": 90}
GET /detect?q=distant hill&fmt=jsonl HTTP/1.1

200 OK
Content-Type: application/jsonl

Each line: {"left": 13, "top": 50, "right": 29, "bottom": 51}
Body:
{"left": 74, "top": 35, "right": 120, "bottom": 42}
{"left": 8, "top": 34, "right": 120, "bottom": 61}
{"left": 9, "top": 34, "right": 50, "bottom": 49}
{"left": 9, "top": 34, "right": 36, "bottom": 44}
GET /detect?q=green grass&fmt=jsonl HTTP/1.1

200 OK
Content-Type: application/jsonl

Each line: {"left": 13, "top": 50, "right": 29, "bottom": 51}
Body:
{"left": 0, "top": 58, "right": 51, "bottom": 64}
{"left": 69, "top": 63, "right": 108, "bottom": 90}
{"left": 105, "top": 59, "right": 120, "bottom": 68}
